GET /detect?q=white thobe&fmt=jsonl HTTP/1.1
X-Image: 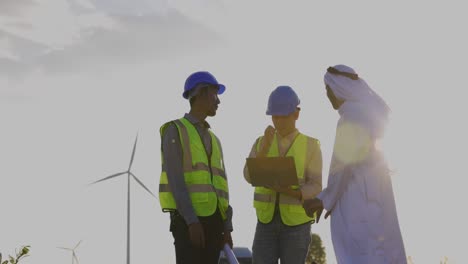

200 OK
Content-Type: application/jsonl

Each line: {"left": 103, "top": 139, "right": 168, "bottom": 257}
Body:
{"left": 317, "top": 117, "right": 407, "bottom": 264}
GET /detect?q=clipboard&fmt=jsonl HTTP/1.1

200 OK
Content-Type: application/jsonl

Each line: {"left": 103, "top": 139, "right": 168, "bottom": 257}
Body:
{"left": 246, "top": 156, "right": 298, "bottom": 187}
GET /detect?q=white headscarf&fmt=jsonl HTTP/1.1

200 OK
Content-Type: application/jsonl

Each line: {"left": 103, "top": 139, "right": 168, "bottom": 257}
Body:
{"left": 324, "top": 64, "right": 390, "bottom": 139}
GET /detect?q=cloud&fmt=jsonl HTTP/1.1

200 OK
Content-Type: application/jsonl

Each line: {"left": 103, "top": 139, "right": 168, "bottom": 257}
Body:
{"left": 2, "top": 21, "right": 34, "bottom": 30}
{"left": 1, "top": 2, "right": 223, "bottom": 77}
{"left": 0, "top": 0, "right": 116, "bottom": 76}
{"left": 0, "top": 29, "right": 48, "bottom": 78}
{"left": 0, "top": 1, "right": 82, "bottom": 48}
{"left": 38, "top": 9, "right": 223, "bottom": 73}
{"left": 0, "top": 36, "right": 18, "bottom": 61}
{"left": 0, "top": 0, "right": 37, "bottom": 17}
{"left": 90, "top": 0, "right": 170, "bottom": 16}
{"left": 69, "top": 0, "right": 95, "bottom": 11}
{"left": 0, "top": 30, "right": 49, "bottom": 59}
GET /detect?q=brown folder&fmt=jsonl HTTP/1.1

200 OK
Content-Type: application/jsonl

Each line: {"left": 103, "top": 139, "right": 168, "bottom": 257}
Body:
{"left": 246, "top": 156, "right": 298, "bottom": 187}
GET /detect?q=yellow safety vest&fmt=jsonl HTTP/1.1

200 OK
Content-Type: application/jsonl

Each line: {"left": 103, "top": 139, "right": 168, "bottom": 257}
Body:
{"left": 253, "top": 133, "right": 317, "bottom": 226}
{"left": 159, "top": 118, "right": 229, "bottom": 220}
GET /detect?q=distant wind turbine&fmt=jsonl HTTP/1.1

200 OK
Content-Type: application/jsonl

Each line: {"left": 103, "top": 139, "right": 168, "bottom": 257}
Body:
{"left": 58, "top": 240, "right": 81, "bottom": 264}
{"left": 90, "top": 134, "right": 155, "bottom": 264}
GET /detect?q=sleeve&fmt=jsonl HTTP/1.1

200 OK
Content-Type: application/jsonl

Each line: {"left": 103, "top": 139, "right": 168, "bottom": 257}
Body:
{"left": 162, "top": 123, "right": 199, "bottom": 225}
{"left": 317, "top": 119, "right": 372, "bottom": 211}
{"left": 243, "top": 138, "right": 261, "bottom": 184}
{"left": 300, "top": 138, "right": 323, "bottom": 200}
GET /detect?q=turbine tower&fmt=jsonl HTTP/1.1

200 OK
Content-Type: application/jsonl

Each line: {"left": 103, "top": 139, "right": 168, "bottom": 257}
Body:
{"left": 91, "top": 135, "right": 155, "bottom": 264}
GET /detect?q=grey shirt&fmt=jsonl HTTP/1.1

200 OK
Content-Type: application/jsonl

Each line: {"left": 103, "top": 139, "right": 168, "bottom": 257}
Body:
{"left": 162, "top": 113, "right": 233, "bottom": 231}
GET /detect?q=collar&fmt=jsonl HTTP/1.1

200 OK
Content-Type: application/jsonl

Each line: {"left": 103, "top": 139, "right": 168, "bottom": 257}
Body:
{"left": 276, "top": 129, "right": 299, "bottom": 143}
{"left": 184, "top": 113, "right": 211, "bottom": 129}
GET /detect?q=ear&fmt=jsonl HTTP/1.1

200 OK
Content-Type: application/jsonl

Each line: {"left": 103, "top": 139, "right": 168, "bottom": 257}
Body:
{"left": 294, "top": 108, "right": 300, "bottom": 120}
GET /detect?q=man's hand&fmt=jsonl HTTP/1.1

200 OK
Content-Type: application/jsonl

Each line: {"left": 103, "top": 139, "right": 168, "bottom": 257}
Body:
{"left": 315, "top": 207, "right": 324, "bottom": 223}
{"left": 258, "top": 125, "right": 275, "bottom": 157}
{"left": 222, "top": 230, "right": 233, "bottom": 249}
{"left": 316, "top": 206, "right": 332, "bottom": 223}
{"left": 325, "top": 210, "right": 332, "bottom": 219}
{"left": 303, "top": 198, "right": 324, "bottom": 219}
{"left": 264, "top": 182, "right": 302, "bottom": 200}
{"left": 264, "top": 125, "right": 275, "bottom": 143}
{"left": 188, "top": 222, "right": 205, "bottom": 248}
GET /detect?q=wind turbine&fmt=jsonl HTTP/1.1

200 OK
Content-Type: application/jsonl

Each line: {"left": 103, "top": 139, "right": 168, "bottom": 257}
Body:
{"left": 58, "top": 240, "right": 81, "bottom": 264}
{"left": 90, "top": 135, "right": 155, "bottom": 264}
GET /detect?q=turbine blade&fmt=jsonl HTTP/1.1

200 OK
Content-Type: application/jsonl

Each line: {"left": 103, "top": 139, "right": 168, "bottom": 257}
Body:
{"left": 74, "top": 240, "right": 82, "bottom": 249}
{"left": 130, "top": 173, "right": 155, "bottom": 198}
{"left": 128, "top": 134, "right": 138, "bottom": 171}
{"left": 89, "top": 172, "right": 126, "bottom": 185}
{"left": 57, "top": 247, "right": 72, "bottom": 251}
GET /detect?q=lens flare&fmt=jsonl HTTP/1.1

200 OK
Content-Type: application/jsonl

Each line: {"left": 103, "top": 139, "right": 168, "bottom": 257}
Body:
{"left": 333, "top": 121, "right": 372, "bottom": 165}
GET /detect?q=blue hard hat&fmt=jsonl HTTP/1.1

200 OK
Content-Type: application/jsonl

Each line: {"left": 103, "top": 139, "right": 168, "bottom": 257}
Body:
{"left": 183, "top": 71, "right": 225, "bottom": 99}
{"left": 266, "top": 86, "right": 300, "bottom": 116}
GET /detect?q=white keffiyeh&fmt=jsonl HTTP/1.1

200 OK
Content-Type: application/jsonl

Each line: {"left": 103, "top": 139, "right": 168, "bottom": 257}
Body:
{"left": 325, "top": 64, "right": 390, "bottom": 139}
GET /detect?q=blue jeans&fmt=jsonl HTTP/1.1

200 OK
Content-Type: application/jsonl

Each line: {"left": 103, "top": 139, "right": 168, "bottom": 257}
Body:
{"left": 252, "top": 210, "right": 312, "bottom": 264}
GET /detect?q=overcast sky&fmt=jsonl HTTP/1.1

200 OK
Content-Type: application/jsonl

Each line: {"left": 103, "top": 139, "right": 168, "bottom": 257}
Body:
{"left": 1, "top": 1, "right": 467, "bottom": 263}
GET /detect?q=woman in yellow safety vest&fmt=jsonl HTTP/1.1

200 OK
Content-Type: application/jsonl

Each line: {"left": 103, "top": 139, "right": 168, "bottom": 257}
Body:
{"left": 243, "top": 86, "right": 323, "bottom": 264}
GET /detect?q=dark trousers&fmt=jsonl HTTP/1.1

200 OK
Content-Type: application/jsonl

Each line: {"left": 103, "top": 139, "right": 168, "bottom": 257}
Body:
{"left": 170, "top": 210, "right": 224, "bottom": 264}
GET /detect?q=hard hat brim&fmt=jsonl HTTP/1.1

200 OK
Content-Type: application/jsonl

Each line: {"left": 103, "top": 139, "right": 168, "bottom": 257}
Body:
{"left": 266, "top": 108, "right": 295, "bottom": 116}
{"left": 217, "top": 84, "right": 225, "bottom": 95}
{"left": 183, "top": 84, "right": 226, "bottom": 99}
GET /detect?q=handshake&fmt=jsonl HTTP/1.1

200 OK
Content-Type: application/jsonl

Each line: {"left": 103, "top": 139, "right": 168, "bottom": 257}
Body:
{"left": 302, "top": 198, "right": 332, "bottom": 223}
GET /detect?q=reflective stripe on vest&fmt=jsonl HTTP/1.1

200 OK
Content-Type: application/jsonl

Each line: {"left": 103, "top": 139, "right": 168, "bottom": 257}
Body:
{"left": 253, "top": 133, "right": 317, "bottom": 226}
{"left": 159, "top": 183, "right": 229, "bottom": 200}
{"left": 158, "top": 118, "right": 229, "bottom": 219}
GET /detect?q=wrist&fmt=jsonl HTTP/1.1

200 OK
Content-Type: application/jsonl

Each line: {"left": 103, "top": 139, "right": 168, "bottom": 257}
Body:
{"left": 286, "top": 187, "right": 301, "bottom": 199}
{"left": 294, "top": 189, "right": 302, "bottom": 200}
{"left": 285, "top": 188, "right": 301, "bottom": 199}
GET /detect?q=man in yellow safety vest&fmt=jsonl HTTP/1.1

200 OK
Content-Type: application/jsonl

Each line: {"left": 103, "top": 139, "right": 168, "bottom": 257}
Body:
{"left": 159, "top": 71, "right": 233, "bottom": 264}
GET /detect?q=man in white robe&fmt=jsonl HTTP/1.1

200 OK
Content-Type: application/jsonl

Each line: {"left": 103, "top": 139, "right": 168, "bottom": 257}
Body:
{"left": 304, "top": 65, "right": 407, "bottom": 264}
